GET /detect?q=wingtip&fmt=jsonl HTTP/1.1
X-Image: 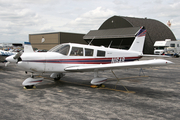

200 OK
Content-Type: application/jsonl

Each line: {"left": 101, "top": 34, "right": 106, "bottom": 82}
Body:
{"left": 166, "top": 60, "right": 173, "bottom": 64}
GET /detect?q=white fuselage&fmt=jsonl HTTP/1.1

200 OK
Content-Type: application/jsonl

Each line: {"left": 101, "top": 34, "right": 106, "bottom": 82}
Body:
{"left": 18, "top": 43, "right": 142, "bottom": 73}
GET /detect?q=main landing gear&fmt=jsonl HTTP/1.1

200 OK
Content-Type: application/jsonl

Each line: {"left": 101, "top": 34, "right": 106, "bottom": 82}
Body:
{"left": 23, "top": 72, "right": 43, "bottom": 89}
{"left": 90, "top": 70, "right": 131, "bottom": 92}
{"left": 22, "top": 73, "right": 65, "bottom": 89}
{"left": 90, "top": 70, "right": 107, "bottom": 88}
{"left": 50, "top": 73, "right": 65, "bottom": 81}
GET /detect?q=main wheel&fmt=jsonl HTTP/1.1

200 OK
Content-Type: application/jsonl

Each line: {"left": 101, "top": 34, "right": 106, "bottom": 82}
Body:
{"left": 54, "top": 73, "right": 64, "bottom": 81}
{"left": 24, "top": 85, "right": 36, "bottom": 89}
{"left": 54, "top": 77, "right": 61, "bottom": 81}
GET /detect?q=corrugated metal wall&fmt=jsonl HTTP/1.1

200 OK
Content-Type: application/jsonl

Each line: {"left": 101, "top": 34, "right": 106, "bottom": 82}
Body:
{"left": 29, "top": 32, "right": 85, "bottom": 50}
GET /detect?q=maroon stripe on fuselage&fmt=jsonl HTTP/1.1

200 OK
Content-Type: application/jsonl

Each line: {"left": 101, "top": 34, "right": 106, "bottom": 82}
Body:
{"left": 22, "top": 56, "right": 142, "bottom": 64}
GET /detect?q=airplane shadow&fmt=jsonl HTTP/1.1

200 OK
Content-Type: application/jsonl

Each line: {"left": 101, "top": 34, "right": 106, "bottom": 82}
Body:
{"left": 34, "top": 76, "right": 179, "bottom": 100}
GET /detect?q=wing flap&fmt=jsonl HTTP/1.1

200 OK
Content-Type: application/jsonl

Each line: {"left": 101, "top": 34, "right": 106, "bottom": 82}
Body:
{"left": 64, "top": 59, "right": 173, "bottom": 72}
{"left": 142, "top": 54, "right": 170, "bottom": 57}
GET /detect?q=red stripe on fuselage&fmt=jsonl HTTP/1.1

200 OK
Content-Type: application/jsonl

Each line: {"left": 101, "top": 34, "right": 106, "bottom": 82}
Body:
{"left": 23, "top": 56, "right": 142, "bottom": 64}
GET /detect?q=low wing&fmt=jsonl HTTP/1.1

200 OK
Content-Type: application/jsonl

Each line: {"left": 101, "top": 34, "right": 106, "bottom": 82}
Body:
{"left": 65, "top": 59, "right": 172, "bottom": 72}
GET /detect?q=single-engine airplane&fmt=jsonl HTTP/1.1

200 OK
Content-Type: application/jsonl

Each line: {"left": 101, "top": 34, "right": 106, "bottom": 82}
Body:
{"left": 5, "top": 27, "right": 173, "bottom": 89}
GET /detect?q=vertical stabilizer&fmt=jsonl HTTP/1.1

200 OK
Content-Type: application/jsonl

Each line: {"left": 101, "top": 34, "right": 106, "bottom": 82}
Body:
{"left": 24, "top": 42, "right": 34, "bottom": 53}
{"left": 128, "top": 26, "right": 146, "bottom": 53}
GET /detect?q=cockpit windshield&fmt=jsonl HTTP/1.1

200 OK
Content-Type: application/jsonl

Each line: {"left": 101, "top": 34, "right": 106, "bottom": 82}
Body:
{"left": 48, "top": 44, "right": 70, "bottom": 55}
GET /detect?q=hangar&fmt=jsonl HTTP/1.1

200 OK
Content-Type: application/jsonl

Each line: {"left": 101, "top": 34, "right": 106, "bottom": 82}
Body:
{"left": 29, "top": 15, "right": 176, "bottom": 54}
{"left": 84, "top": 16, "right": 176, "bottom": 54}
{"left": 29, "top": 32, "right": 86, "bottom": 50}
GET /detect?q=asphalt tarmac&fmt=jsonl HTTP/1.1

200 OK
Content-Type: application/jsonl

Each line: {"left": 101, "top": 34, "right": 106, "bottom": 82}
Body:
{"left": 0, "top": 57, "right": 180, "bottom": 120}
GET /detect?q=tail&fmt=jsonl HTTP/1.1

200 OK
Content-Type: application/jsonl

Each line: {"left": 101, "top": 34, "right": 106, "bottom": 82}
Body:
{"left": 24, "top": 42, "right": 34, "bottom": 53}
{"left": 128, "top": 26, "right": 146, "bottom": 53}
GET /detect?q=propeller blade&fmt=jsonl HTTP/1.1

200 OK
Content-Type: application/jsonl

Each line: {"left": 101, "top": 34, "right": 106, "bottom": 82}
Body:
{"left": 13, "top": 52, "right": 22, "bottom": 59}
{"left": 5, "top": 61, "right": 10, "bottom": 67}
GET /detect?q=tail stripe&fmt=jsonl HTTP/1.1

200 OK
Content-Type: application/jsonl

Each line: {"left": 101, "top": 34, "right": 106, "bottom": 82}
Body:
{"left": 136, "top": 28, "right": 146, "bottom": 37}
{"left": 24, "top": 42, "right": 31, "bottom": 45}
{"left": 24, "top": 42, "right": 34, "bottom": 53}
{"left": 137, "top": 30, "right": 146, "bottom": 37}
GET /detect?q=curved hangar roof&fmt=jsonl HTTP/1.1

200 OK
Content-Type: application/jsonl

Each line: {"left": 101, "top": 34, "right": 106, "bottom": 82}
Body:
{"left": 84, "top": 16, "right": 176, "bottom": 54}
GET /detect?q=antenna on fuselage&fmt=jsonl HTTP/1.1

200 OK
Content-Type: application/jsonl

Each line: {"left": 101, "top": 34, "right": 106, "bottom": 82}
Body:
{"left": 118, "top": 39, "right": 123, "bottom": 49}
{"left": 108, "top": 41, "right": 113, "bottom": 48}
{"left": 88, "top": 36, "right": 95, "bottom": 45}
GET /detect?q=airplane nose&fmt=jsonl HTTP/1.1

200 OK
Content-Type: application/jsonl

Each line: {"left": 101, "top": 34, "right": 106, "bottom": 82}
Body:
{"left": 6, "top": 55, "right": 17, "bottom": 63}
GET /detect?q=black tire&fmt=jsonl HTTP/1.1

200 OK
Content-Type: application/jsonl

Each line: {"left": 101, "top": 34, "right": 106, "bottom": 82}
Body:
{"left": 54, "top": 73, "right": 64, "bottom": 81}
{"left": 54, "top": 77, "right": 61, "bottom": 81}
{"left": 24, "top": 85, "right": 34, "bottom": 89}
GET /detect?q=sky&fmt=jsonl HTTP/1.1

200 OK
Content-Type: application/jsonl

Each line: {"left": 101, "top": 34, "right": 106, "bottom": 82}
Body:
{"left": 0, "top": 0, "right": 180, "bottom": 43}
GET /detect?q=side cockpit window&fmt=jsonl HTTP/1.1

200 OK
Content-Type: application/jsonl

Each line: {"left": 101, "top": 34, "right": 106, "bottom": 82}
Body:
{"left": 49, "top": 45, "right": 70, "bottom": 55}
{"left": 85, "top": 48, "right": 93, "bottom": 56}
{"left": 97, "top": 50, "right": 105, "bottom": 57}
{"left": 70, "top": 47, "right": 83, "bottom": 56}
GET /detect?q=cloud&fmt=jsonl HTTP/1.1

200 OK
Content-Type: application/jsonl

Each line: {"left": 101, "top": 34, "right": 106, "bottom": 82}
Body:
{"left": 0, "top": 0, "right": 180, "bottom": 43}
{"left": 170, "top": 1, "right": 180, "bottom": 8}
{"left": 39, "top": 26, "right": 56, "bottom": 32}
{"left": 0, "top": 2, "right": 43, "bottom": 26}
{"left": 63, "top": 7, "right": 117, "bottom": 33}
{"left": 0, "top": 1, "right": 45, "bottom": 42}
{"left": 82, "top": 7, "right": 116, "bottom": 18}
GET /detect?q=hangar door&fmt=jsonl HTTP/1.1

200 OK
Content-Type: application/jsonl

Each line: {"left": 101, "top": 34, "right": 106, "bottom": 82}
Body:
{"left": 83, "top": 27, "right": 140, "bottom": 49}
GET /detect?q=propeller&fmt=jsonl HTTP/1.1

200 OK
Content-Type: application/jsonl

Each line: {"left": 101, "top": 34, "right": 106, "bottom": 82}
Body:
{"left": 5, "top": 51, "right": 23, "bottom": 66}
